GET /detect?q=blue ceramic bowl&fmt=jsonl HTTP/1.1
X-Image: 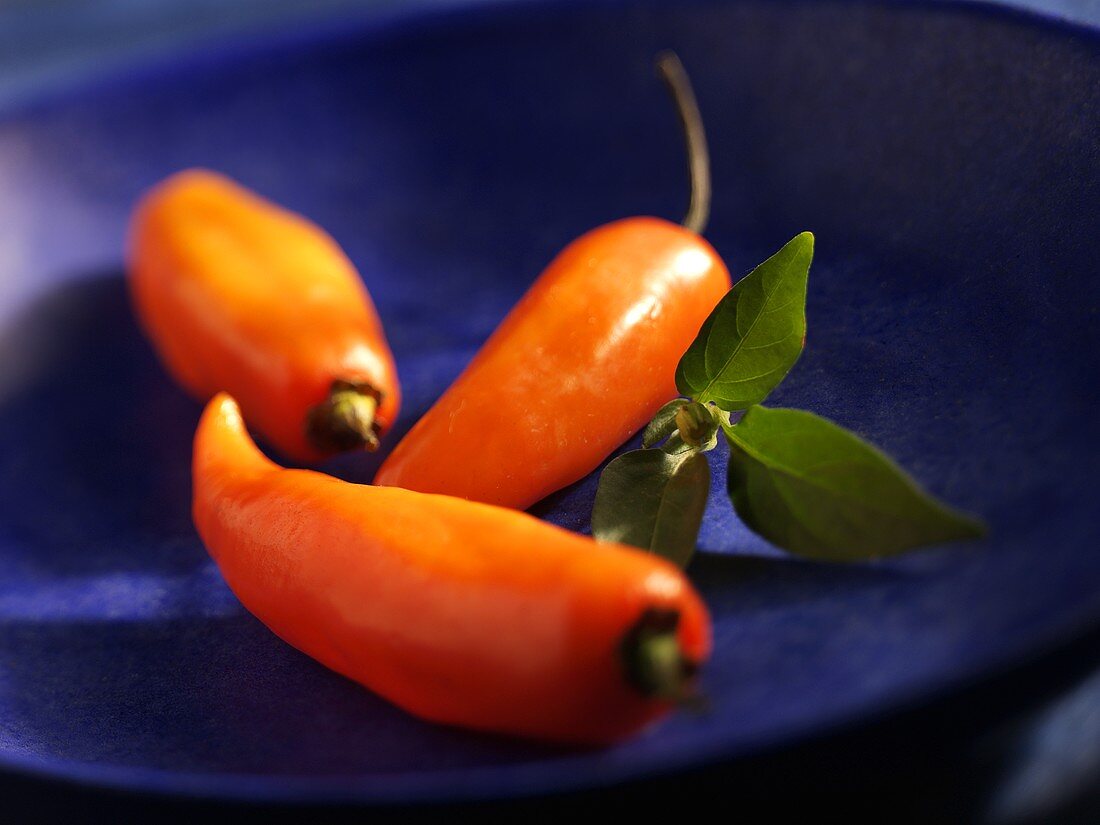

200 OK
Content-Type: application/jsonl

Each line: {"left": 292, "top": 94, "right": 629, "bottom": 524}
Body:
{"left": 0, "top": 0, "right": 1097, "bottom": 804}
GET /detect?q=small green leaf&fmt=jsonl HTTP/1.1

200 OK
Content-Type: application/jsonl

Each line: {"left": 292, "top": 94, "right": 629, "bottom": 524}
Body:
{"left": 676, "top": 232, "right": 813, "bottom": 411}
{"left": 725, "top": 406, "right": 985, "bottom": 561}
{"left": 643, "top": 399, "right": 688, "bottom": 448}
{"left": 592, "top": 449, "right": 711, "bottom": 567}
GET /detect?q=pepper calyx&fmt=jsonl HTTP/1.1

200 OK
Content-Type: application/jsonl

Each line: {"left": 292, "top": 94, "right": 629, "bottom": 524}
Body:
{"left": 305, "top": 380, "right": 383, "bottom": 454}
{"left": 620, "top": 607, "right": 703, "bottom": 709}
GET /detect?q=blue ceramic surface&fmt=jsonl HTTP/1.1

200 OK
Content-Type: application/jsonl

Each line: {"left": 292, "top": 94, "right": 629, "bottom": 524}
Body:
{"left": 0, "top": 0, "right": 1098, "bottom": 803}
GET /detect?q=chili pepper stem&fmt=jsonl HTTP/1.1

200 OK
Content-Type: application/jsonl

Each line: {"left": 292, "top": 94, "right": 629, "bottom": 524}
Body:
{"left": 656, "top": 51, "right": 712, "bottom": 236}
{"left": 306, "top": 380, "right": 383, "bottom": 454}
{"left": 620, "top": 608, "right": 702, "bottom": 707}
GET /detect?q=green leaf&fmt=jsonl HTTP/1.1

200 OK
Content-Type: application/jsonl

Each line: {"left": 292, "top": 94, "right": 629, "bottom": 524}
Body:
{"left": 724, "top": 406, "right": 985, "bottom": 561}
{"left": 676, "top": 232, "right": 813, "bottom": 411}
{"left": 643, "top": 399, "right": 688, "bottom": 448}
{"left": 592, "top": 449, "right": 711, "bottom": 567}
{"left": 659, "top": 432, "right": 695, "bottom": 455}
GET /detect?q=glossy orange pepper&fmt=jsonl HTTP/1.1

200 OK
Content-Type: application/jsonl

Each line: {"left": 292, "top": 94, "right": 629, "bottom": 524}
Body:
{"left": 193, "top": 393, "right": 711, "bottom": 744}
{"left": 128, "top": 169, "right": 400, "bottom": 463}
{"left": 375, "top": 219, "right": 730, "bottom": 508}
{"left": 374, "top": 54, "right": 729, "bottom": 509}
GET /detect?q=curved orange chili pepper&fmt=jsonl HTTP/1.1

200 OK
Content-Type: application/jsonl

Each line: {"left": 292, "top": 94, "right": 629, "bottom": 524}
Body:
{"left": 128, "top": 169, "right": 400, "bottom": 463}
{"left": 194, "top": 393, "right": 711, "bottom": 744}
{"left": 375, "top": 55, "right": 729, "bottom": 509}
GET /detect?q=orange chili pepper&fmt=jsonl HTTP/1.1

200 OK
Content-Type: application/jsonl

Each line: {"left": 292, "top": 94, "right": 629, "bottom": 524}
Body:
{"left": 193, "top": 393, "right": 711, "bottom": 744}
{"left": 128, "top": 170, "right": 400, "bottom": 463}
{"left": 375, "top": 54, "right": 729, "bottom": 509}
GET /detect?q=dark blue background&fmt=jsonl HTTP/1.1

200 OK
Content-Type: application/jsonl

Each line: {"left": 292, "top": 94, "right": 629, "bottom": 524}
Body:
{"left": 0, "top": 0, "right": 1098, "bottom": 820}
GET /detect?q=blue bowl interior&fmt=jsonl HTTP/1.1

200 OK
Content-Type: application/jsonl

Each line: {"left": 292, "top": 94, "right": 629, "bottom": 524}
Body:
{"left": 0, "top": 0, "right": 1098, "bottom": 802}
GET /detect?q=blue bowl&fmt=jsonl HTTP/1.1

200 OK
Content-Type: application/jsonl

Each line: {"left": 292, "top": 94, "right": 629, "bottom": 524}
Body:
{"left": 0, "top": 0, "right": 1097, "bottom": 804}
